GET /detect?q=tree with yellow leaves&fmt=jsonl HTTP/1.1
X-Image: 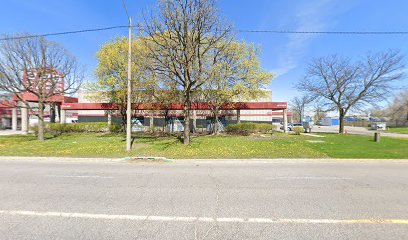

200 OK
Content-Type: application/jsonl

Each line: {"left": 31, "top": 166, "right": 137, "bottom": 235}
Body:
{"left": 199, "top": 41, "right": 273, "bottom": 133}
{"left": 93, "top": 37, "right": 155, "bottom": 129}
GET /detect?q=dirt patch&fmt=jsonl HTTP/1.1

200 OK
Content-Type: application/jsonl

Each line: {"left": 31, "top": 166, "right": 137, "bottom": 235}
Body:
{"left": 132, "top": 143, "right": 149, "bottom": 150}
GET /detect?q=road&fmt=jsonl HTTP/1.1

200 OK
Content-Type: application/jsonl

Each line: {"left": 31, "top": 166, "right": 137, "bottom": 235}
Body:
{"left": 1, "top": 158, "right": 408, "bottom": 239}
{"left": 312, "top": 126, "right": 408, "bottom": 138}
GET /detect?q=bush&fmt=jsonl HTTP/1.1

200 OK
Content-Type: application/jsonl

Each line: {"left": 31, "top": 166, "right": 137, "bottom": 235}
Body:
{"left": 293, "top": 126, "right": 304, "bottom": 135}
{"left": 44, "top": 122, "right": 111, "bottom": 135}
{"left": 48, "top": 123, "right": 66, "bottom": 134}
{"left": 109, "top": 123, "right": 122, "bottom": 133}
{"left": 30, "top": 125, "right": 39, "bottom": 136}
{"left": 226, "top": 123, "right": 277, "bottom": 135}
{"left": 255, "top": 123, "right": 274, "bottom": 133}
{"left": 226, "top": 123, "right": 255, "bottom": 135}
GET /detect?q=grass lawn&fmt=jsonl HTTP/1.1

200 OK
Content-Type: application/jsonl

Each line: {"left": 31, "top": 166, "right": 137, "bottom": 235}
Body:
{"left": 0, "top": 132, "right": 407, "bottom": 159}
{"left": 306, "top": 133, "right": 408, "bottom": 159}
{"left": 387, "top": 127, "right": 408, "bottom": 134}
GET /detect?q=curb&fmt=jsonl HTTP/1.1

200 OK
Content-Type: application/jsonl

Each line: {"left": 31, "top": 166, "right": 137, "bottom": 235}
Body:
{"left": 121, "top": 157, "right": 173, "bottom": 163}
{"left": 0, "top": 156, "right": 407, "bottom": 164}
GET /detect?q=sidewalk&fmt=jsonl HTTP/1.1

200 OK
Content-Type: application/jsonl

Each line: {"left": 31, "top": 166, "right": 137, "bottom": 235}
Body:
{"left": 0, "top": 156, "right": 407, "bottom": 164}
{"left": 0, "top": 130, "right": 26, "bottom": 136}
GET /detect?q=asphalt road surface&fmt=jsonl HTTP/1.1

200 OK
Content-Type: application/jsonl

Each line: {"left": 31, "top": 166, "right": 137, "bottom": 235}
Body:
{"left": 311, "top": 126, "right": 408, "bottom": 138}
{"left": 1, "top": 158, "right": 408, "bottom": 239}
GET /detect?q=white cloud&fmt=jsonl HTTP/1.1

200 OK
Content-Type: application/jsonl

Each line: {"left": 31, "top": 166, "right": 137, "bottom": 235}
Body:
{"left": 271, "top": 0, "right": 335, "bottom": 77}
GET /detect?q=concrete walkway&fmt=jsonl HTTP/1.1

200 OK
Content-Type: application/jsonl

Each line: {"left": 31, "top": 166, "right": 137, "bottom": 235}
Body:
{"left": 0, "top": 130, "right": 26, "bottom": 136}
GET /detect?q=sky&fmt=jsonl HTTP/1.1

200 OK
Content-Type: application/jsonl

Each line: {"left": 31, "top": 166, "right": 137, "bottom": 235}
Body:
{"left": 1, "top": 0, "right": 408, "bottom": 104}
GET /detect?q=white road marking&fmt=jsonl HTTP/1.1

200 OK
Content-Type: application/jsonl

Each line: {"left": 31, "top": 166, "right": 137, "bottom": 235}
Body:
{"left": 45, "top": 175, "right": 114, "bottom": 179}
{"left": 267, "top": 176, "right": 352, "bottom": 180}
{"left": 0, "top": 210, "right": 407, "bottom": 225}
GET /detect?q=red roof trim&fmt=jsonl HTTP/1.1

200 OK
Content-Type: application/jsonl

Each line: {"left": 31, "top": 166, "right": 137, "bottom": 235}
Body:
{"left": 63, "top": 102, "right": 288, "bottom": 111}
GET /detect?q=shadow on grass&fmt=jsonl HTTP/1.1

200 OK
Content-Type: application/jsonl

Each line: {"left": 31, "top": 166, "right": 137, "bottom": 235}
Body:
{"left": 18, "top": 134, "right": 59, "bottom": 142}
{"left": 104, "top": 133, "right": 183, "bottom": 150}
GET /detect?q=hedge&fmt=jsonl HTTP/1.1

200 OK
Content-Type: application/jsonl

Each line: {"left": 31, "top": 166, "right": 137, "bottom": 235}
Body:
{"left": 225, "top": 123, "right": 277, "bottom": 135}
{"left": 31, "top": 122, "right": 122, "bottom": 135}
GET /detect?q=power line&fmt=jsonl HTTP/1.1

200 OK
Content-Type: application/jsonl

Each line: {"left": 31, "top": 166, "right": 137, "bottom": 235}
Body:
{"left": 2, "top": 25, "right": 408, "bottom": 41}
{"left": 0, "top": 26, "right": 131, "bottom": 41}
{"left": 235, "top": 30, "right": 408, "bottom": 35}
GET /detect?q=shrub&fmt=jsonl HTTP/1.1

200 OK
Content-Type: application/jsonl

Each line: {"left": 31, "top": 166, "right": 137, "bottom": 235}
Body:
{"left": 44, "top": 122, "right": 111, "bottom": 134}
{"left": 145, "top": 126, "right": 162, "bottom": 133}
{"left": 293, "top": 126, "right": 304, "bottom": 135}
{"left": 30, "top": 125, "right": 39, "bottom": 136}
{"left": 109, "top": 124, "right": 122, "bottom": 133}
{"left": 48, "top": 123, "right": 66, "bottom": 135}
{"left": 226, "top": 123, "right": 276, "bottom": 135}
{"left": 226, "top": 123, "right": 255, "bottom": 135}
{"left": 255, "top": 123, "right": 273, "bottom": 133}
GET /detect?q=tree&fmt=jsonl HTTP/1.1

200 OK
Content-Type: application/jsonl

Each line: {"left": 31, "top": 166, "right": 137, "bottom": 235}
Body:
{"left": 93, "top": 37, "right": 154, "bottom": 130}
{"left": 148, "top": 77, "right": 182, "bottom": 132}
{"left": 142, "top": 0, "right": 231, "bottom": 144}
{"left": 387, "top": 90, "right": 408, "bottom": 126}
{"left": 297, "top": 50, "right": 405, "bottom": 133}
{"left": 311, "top": 102, "right": 329, "bottom": 123}
{"left": 290, "top": 95, "right": 313, "bottom": 123}
{"left": 199, "top": 41, "right": 273, "bottom": 133}
{"left": 0, "top": 34, "right": 83, "bottom": 140}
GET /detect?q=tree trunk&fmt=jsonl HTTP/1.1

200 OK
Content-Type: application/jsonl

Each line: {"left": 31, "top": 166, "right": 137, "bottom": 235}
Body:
{"left": 38, "top": 100, "right": 45, "bottom": 141}
{"left": 192, "top": 110, "right": 197, "bottom": 134}
{"left": 163, "top": 110, "right": 169, "bottom": 132}
{"left": 150, "top": 115, "right": 154, "bottom": 128}
{"left": 50, "top": 104, "right": 56, "bottom": 123}
{"left": 183, "top": 101, "right": 191, "bottom": 145}
{"left": 57, "top": 104, "right": 61, "bottom": 123}
{"left": 120, "top": 107, "right": 127, "bottom": 133}
{"left": 214, "top": 113, "right": 219, "bottom": 135}
{"left": 339, "top": 108, "right": 345, "bottom": 134}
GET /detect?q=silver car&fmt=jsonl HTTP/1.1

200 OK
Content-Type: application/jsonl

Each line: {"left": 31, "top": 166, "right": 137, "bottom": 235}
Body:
{"left": 280, "top": 123, "right": 303, "bottom": 131}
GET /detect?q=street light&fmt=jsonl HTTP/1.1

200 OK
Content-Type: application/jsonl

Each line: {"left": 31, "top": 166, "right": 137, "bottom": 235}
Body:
{"left": 120, "top": 0, "right": 133, "bottom": 151}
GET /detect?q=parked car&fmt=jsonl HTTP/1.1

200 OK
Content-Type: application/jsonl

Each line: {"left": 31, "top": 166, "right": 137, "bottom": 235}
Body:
{"left": 280, "top": 123, "right": 303, "bottom": 131}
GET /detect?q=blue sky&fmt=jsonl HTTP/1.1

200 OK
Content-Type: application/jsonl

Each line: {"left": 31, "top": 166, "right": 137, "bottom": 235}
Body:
{"left": 2, "top": 0, "right": 408, "bottom": 103}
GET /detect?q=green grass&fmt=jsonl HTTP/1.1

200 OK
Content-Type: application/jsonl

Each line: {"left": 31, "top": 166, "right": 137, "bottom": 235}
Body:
{"left": 136, "top": 134, "right": 325, "bottom": 159}
{"left": 0, "top": 132, "right": 407, "bottom": 159}
{"left": 305, "top": 133, "right": 408, "bottom": 159}
{"left": 387, "top": 127, "right": 408, "bottom": 134}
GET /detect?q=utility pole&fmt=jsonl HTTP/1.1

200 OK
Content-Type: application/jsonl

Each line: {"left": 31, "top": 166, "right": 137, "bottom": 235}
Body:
{"left": 126, "top": 17, "right": 132, "bottom": 151}
{"left": 121, "top": 0, "right": 133, "bottom": 151}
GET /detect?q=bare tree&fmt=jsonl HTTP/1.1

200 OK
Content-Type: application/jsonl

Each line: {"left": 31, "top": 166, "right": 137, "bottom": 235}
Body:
{"left": 311, "top": 101, "right": 330, "bottom": 123}
{"left": 289, "top": 95, "right": 314, "bottom": 122}
{"left": 0, "top": 34, "right": 83, "bottom": 140}
{"left": 297, "top": 50, "right": 405, "bottom": 133}
{"left": 387, "top": 90, "right": 408, "bottom": 126}
{"left": 142, "top": 0, "right": 231, "bottom": 144}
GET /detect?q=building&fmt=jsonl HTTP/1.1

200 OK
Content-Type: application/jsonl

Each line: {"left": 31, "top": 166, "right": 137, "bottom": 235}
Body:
{"left": 1, "top": 89, "right": 292, "bottom": 132}
{"left": 74, "top": 89, "right": 292, "bottom": 127}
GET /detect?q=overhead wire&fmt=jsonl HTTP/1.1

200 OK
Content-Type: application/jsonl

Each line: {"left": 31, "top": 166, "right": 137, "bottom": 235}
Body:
{"left": 1, "top": 25, "right": 408, "bottom": 41}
